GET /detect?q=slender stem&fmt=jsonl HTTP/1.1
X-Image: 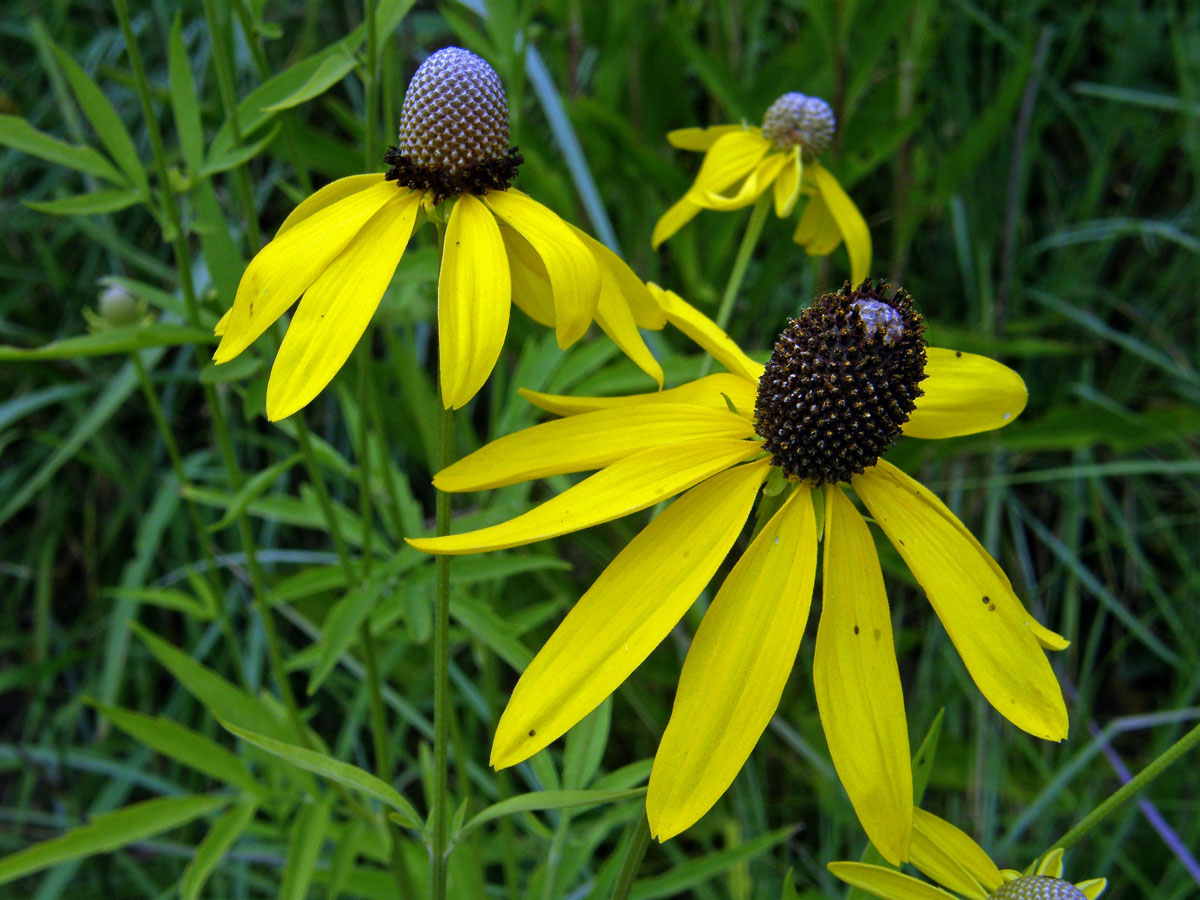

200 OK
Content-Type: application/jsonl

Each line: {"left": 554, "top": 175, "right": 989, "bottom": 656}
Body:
{"left": 698, "top": 191, "right": 772, "bottom": 376}
{"left": 431, "top": 398, "right": 453, "bottom": 900}
{"left": 112, "top": 0, "right": 306, "bottom": 740}
{"left": 364, "top": 0, "right": 380, "bottom": 169}
{"left": 610, "top": 811, "right": 651, "bottom": 900}
{"left": 1047, "top": 720, "right": 1200, "bottom": 858}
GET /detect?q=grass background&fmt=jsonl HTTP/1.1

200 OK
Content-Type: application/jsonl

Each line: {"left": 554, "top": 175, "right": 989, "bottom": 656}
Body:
{"left": 2, "top": 0, "right": 1199, "bottom": 897}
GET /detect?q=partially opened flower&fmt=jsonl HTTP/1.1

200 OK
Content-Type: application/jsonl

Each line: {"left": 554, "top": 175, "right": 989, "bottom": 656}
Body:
{"left": 213, "top": 46, "right": 665, "bottom": 419}
{"left": 829, "top": 807, "right": 1106, "bottom": 900}
{"left": 408, "top": 280, "right": 1069, "bottom": 859}
{"left": 653, "top": 93, "right": 871, "bottom": 283}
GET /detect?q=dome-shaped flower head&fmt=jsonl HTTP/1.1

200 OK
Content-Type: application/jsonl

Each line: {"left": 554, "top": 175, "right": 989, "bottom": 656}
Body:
{"left": 408, "top": 281, "right": 1069, "bottom": 860}
{"left": 653, "top": 92, "right": 871, "bottom": 283}
{"left": 213, "top": 46, "right": 665, "bottom": 419}
{"left": 830, "top": 808, "right": 1106, "bottom": 900}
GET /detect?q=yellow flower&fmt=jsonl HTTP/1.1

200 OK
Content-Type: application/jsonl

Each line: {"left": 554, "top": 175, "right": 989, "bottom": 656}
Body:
{"left": 407, "top": 281, "right": 1069, "bottom": 860}
{"left": 213, "top": 47, "right": 665, "bottom": 420}
{"left": 829, "top": 808, "right": 1106, "bottom": 900}
{"left": 652, "top": 93, "right": 871, "bottom": 283}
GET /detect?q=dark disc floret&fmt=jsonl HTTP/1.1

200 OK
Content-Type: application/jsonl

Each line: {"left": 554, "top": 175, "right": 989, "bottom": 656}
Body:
{"left": 754, "top": 280, "right": 927, "bottom": 485}
{"left": 384, "top": 46, "right": 523, "bottom": 203}
{"left": 991, "top": 876, "right": 1088, "bottom": 900}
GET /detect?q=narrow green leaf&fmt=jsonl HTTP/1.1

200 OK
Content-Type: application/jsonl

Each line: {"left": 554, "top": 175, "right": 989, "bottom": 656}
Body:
{"left": 90, "top": 701, "right": 261, "bottom": 795}
{"left": 208, "top": 453, "right": 302, "bottom": 532}
{"left": 0, "top": 795, "right": 227, "bottom": 886}
{"left": 326, "top": 819, "right": 366, "bottom": 900}
{"left": 562, "top": 698, "right": 612, "bottom": 790}
{"left": 450, "top": 594, "right": 533, "bottom": 671}
{"left": 911, "top": 708, "right": 944, "bottom": 807}
{"left": 106, "top": 586, "right": 214, "bottom": 620}
{"left": 23, "top": 187, "right": 143, "bottom": 215}
{"left": 629, "top": 825, "right": 795, "bottom": 900}
{"left": 168, "top": 13, "right": 205, "bottom": 173}
{"left": 199, "top": 122, "right": 280, "bottom": 177}
{"left": 308, "top": 574, "right": 393, "bottom": 695}
{"left": 50, "top": 41, "right": 149, "bottom": 194}
{"left": 454, "top": 788, "right": 645, "bottom": 840}
{"left": 0, "top": 114, "right": 125, "bottom": 184}
{"left": 180, "top": 798, "right": 258, "bottom": 900}
{"left": 220, "top": 720, "right": 423, "bottom": 829}
{"left": 279, "top": 799, "right": 332, "bottom": 900}
{"left": 0, "top": 324, "right": 214, "bottom": 361}
{"left": 262, "top": 49, "right": 357, "bottom": 112}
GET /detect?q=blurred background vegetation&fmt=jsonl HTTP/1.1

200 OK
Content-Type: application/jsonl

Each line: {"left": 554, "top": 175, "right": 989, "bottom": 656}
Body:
{"left": 2, "top": 0, "right": 1199, "bottom": 897}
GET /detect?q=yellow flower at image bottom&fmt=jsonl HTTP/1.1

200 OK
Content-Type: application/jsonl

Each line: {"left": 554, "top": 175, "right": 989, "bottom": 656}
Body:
{"left": 829, "top": 808, "right": 1106, "bottom": 900}
{"left": 408, "top": 282, "right": 1070, "bottom": 861}
{"left": 212, "top": 46, "right": 664, "bottom": 420}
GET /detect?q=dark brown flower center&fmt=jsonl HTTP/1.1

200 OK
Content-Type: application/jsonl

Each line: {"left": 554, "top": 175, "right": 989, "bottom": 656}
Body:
{"left": 990, "top": 876, "right": 1088, "bottom": 900}
{"left": 761, "top": 92, "right": 836, "bottom": 156}
{"left": 384, "top": 46, "right": 522, "bottom": 203}
{"left": 753, "top": 281, "right": 927, "bottom": 485}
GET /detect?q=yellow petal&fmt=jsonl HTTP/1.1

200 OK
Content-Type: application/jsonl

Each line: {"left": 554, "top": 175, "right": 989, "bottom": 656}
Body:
{"left": 275, "top": 173, "right": 389, "bottom": 237}
{"left": 853, "top": 460, "right": 1068, "bottom": 740}
{"left": 647, "top": 486, "right": 817, "bottom": 840}
{"left": 483, "top": 190, "right": 599, "bottom": 348}
{"left": 1035, "top": 848, "right": 1066, "bottom": 878}
{"left": 689, "top": 130, "right": 770, "bottom": 198}
{"left": 667, "top": 124, "right": 749, "bottom": 151}
{"left": 567, "top": 224, "right": 666, "bottom": 329}
{"left": 407, "top": 438, "right": 760, "bottom": 555}
{"left": 594, "top": 283, "right": 664, "bottom": 388}
{"left": 434, "top": 403, "right": 753, "bottom": 492}
{"left": 265, "top": 192, "right": 421, "bottom": 420}
{"left": 809, "top": 162, "right": 872, "bottom": 283}
{"left": 519, "top": 373, "right": 758, "bottom": 418}
{"left": 774, "top": 150, "right": 802, "bottom": 218}
{"left": 827, "top": 862, "right": 960, "bottom": 900}
{"left": 651, "top": 194, "right": 704, "bottom": 249}
{"left": 698, "top": 153, "right": 786, "bottom": 211}
{"left": 793, "top": 188, "right": 843, "bottom": 256}
{"left": 814, "top": 486, "right": 912, "bottom": 865}
{"left": 214, "top": 180, "right": 397, "bottom": 363}
{"left": 214, "top": 308, "right": 231, "bottom": 337}
{"left": 438, "top": 194, "right": 511, "bottom": 410}
{"left": 503, "top": 226, "right": 556, "bottom": 327}
{"left": 491, "top": 461, "right": 769, "bottom": 767}
{"left": 1076, "top": 878, "right": 1107, "bottom": 899}
{"left": 904, "top": 348, "right": 1028, "bottom": 439}
{"left": 649, "top": 283, "right": 765, "bottom": 382}
{"left": 910, "top": 808, "right": 1000, "bottom": 897}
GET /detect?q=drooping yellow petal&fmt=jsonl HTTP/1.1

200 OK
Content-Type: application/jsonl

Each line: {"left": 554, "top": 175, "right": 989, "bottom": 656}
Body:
{"left": 214, "top": 180, "right": 397, "bottom": 363}
{"left": 1035, "top": 848, "right": 1066, "bottom": 878}
{"left": 491, "top": 461, "right": 769, "bottom": 767}
{"left": 519, "top": 372, "right": 758, "bottom": 418}
{"left": 407, "top": 438, "right": 760, "bottom": 555}
{"left": 484, "top": 190, "right": 599, "bottom": 348}
{"left": 903, "top": 348, "right": 1028, "bottom": 439}
{"left": 1076, "top": 878, "right": 1108, "bottom": 899}
{"left": 649, "top": 284, "right": 764, "bottom": 382}
{"left": 438, "top": 193, "right": 511, "bottom": 410}
{"left": 503, "top": 226, "right": 556, "bottom": 327}
{"left": 214, "top": 308, "right": 231, "bottom": 337}
{"left": 567, "top": 224, "right": 666, "bottom": 329}
{"left": 594, "top": 283, "right": 664, "bottom": 388}
{"left": 434, "top": 404, "right": 753, "bottom": 492}
{"left": 814, "top": 486, "right": 912, "bottom": 865}
{"left": 651, "top": 195, "right": 704, "bottom": 249}
{"left": 853, "top": 460, "right": 1068, "bottom": 741}
{"left": 809, "top": 162, "right": 872, "bottom": 283}
{"left": 774, "top": 149, "right": 802, "bottom": 218}
{"left": 647, "top": 486, "right": 817, "bottom": 840}
{"left": 265, "top": 191, "right": 421, "bottom": 420}
{"left": 697, "top": 153, "right": 786, "bottom": 211}
{"left": 793, "top": 188, "right": 843, "bottom": 256}
{"left": 911, "top": 808, "right": 1002, "bottom": 894}
{"left": 689, "top": 130, "right": 770, "bottom": 198}
{"left": 667, "top": 124, "right": 750, "bottom": 151}
{"left": 275, "top": 173, "right": 390, "bottom": 237}
{"left": 827, "top": 862, "right": 960, "bottom": 900}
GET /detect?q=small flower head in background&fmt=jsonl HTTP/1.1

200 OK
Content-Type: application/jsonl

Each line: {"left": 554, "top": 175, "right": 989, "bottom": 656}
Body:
{"left": 829, "top": 807, "right": 1106, "bottom": 900}
{"left": 84, "top": 281, "right": 149, "bottom": 332}
{"left": 409, "top": 280, "right": 1068, "bottom": 858}
{"left": 213, "top": 46, "right": 665, "bottom": 420}
{"left": 652, "top": 92, "right": 871, "bottom": 283}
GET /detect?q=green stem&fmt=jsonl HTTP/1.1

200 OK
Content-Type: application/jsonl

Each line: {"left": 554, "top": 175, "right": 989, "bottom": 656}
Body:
{"left": 1047, "top": 719, "right": 1200, "bottom": 858}
{"left": 364, "top": 0, "right": 380, "bottom": 169}
{"left": 112, "top": 0, "right": 305, "bottom": 741}
{"left": 698, "top": 191, "right": 772, "bottom": 376}
{"left": 431, "top": 398, "right": 453, "bottom": 900}
{"left": 610, "top": 810, "right": 651, "bottom": 900}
